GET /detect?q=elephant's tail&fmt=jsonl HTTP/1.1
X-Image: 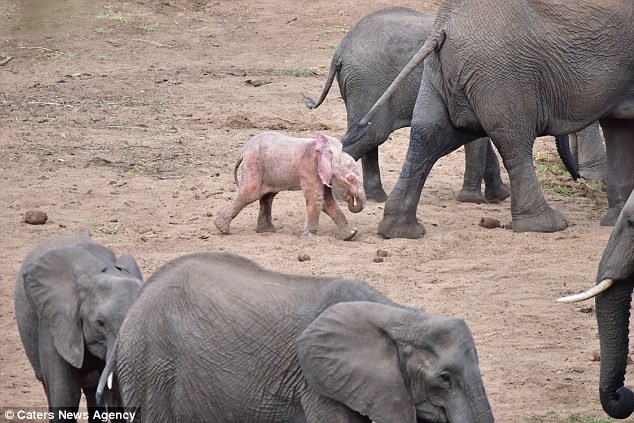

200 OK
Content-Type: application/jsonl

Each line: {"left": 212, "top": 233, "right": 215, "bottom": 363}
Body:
{"left": 555, "top": 134, "right": 580, "bottom": 181}
{"left": 233, "top": 155, "right": 243, "bottom": 186}
{"left": 302, "top": 53, "right": 342, "bottom": 109}
{"left": 342, "top": 29, "right": 446, "bottom": 148}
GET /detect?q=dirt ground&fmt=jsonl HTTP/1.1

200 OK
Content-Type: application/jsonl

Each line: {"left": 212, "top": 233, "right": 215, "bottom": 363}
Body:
{"left": 0, "top": 1, "right": 629, "bottom": 421}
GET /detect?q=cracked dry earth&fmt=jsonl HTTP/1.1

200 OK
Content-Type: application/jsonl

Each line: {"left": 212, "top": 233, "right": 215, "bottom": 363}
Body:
{"left": 0, "top": 1, "right": 627, "bottom": 422}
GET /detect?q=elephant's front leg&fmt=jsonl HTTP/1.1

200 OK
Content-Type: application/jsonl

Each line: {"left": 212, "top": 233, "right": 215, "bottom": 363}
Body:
{"left": 600, "top": 118, "right": 633, "bottom": 226}
{"left": 322, "top": 187, "right": 357, "bottom": 241}
{"left": 361, "top": 148, "right": 388, "bottom": 203}
{"left": 379, "top": 84, "right": 477, "bottom": 239}
{"left": 492, "top": 134, "right": 567, "bottom": 232}
{"left": 302, "top": 187, "right": 324, "bottom": 237}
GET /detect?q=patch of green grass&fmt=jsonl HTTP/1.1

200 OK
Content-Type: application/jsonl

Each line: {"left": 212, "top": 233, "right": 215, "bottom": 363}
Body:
{"left": 99, "top": 6, "right": 126, "bottom": 23}
{"left": 549, "top": 182, "right": 575, "bottom": 196}
{"left": 537, "top": 163, "right": 566, "bottom": 176}
{"left": 51, "top": 51, "right": 77, "bottom": 60}
{"left": 328, "top": 43, "right": 338, "bottom": 49}
{"left": 265, "top": 67, "right": 317, "bottom": 77}
{"left": 128, "top": 164, "right": 141, "bottom": 176}
{"left": 96, "top": 54, "right": 109, "bottom": 61}
{"left": 138, "top": 23, "right": 159, "bottom": 32}
{"left": 525, "top": 412, "right": 613, "bottom": 423}
{"left": 89, "top": 219, "right": 102, "bottom": 232}
{"left": 95, "top": 27, "right": 105, "bottom": 33}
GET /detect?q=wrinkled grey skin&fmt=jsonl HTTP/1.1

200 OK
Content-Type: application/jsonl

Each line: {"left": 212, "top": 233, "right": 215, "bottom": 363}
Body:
{"left": 593, "top": 189, "right": 634, "bottom": 418}
{"left": 570, "top": 122, "right": 606, "bottom": 181}
{"left": 14, "top": 229, "right": 142, "bottom": 422}
{"left": 108, "top": 252, "right": 494, "bottom": 423}
{"left": 344, "top": 0, "right": 634, "bottom": 239}
{"left": 305, "top": 7, "right": 510, "bottom": 205}
{"left": 214, "top": 132, "right": 365, "bottom": 240}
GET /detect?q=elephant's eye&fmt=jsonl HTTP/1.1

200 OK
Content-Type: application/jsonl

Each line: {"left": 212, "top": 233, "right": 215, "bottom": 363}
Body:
{"left": 437, "top": 372, "right": 452, "bottom": 389}
{"left": 627, "top": 215, "right": 634, "bottom": 227}
{"left": 347, "top": 175, "right": 356, "bottom": 183}
{"left": 96, "top": 318, "right": 106, "bottom": 329}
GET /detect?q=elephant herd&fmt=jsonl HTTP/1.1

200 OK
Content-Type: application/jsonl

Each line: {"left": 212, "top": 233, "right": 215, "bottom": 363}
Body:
{"left": 13, "top": 0, "right": 634, "bottom": 422}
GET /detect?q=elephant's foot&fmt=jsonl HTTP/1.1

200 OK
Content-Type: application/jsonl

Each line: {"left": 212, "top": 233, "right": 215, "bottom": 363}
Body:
{"left": 512, "top": 206, "right": 568, "bottom": 233}
{"left": 365, "top": 187, "right": 388, "bottom": 203}
{"left": 214, "top": 216, "right": 231, "bottom": 234}
{"left": 456, "top": 189, "right": 487, "bottom": 204}
{"left": 484, "top": 183, "right": 511, "bottom": 203}
{"left": 255, "top": 222, "right": 277, "bottom": 233}
{"left": 378, "top": 215, "right": 426, "bottom": 239}
{"left": 578, "top": 165, "right": 606, "bottom": 181}
{"left": 600, "top": 207, "right": 622, "bottom": 226}
{"left": 340, "top": 228, "right": 358, "bottom": 241}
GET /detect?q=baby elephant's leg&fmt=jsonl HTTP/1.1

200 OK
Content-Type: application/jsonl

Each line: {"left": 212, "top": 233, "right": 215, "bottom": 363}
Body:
{"left": 302, "top": 189, "right": 324, "bottom": 238}
{"left": 322, "top": 188, "right": 357, "bottom": 241}
{"left": 256, "top": 192, "right": 277, "bottom": 233}
{"left": 214, "top": 184, "right": 261, "bottom": 234}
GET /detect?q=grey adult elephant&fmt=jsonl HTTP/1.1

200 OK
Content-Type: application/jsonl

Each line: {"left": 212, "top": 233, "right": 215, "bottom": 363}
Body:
{"left": 15, "top": 229, "right": 143, "bottom": 421}
{"left": 343, "top": 0, "right": 634, "bottom": 238}
{"left": 98, "top": 252, "right": 494, "bottom": 422}
{"left": 558, "top": 188, "right": 634, "bottom": 419}
{"left": 305, "top": 6, "right": 510, "bottom": 204}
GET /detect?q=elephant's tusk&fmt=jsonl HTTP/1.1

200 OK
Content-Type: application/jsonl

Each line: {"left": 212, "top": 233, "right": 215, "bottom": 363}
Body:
{"left": 557, "top": 279, "right": 614, "bottom": 303}
{"left": 107, "top": 372, "right": 113, "bottom": 390}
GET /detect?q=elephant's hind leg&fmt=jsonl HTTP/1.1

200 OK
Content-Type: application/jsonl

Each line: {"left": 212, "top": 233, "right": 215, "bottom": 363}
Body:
{"left": 256, "top": 192, "right": 278, "bottom": 233}
{"left": 214, "top": 183, "right": 262, "bottom": 234}
{"left": 483, "top": 140, "right": 511, "bottom": 203}
{"left": 600, "top": 118, "right": 634, "bottom": 226}
{"left": 456, "top": 138, "right": 488, "bottom": 204}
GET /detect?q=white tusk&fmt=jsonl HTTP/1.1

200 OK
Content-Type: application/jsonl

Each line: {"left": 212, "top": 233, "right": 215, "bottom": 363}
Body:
{"left": 107, "top": 372, "right": 113, "bottom": 390}
{"left": 557, "top": 279, "right": 614, "bottom": 303}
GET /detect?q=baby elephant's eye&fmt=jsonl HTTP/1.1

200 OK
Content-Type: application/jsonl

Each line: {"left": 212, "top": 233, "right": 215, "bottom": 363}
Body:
{"left": 96, "top": 318, "right": 106, "bottom": 329}
{"left": 437, "top": 372, "right": 452, "bottom": 389}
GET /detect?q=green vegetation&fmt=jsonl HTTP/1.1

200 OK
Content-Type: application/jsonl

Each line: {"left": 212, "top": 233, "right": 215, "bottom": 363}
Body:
{"left": 96, "top": 54, "right": 109, "bottom": 61}
{"left": 265, "top": 67, "right": 317, "bottom": 77}
{"left": 138, "top": 23, "right": 160, "bottom": 32}
{"left": 95, "top": 27, "right": 105, "bottom": 33}
{"left": 51, "top": 51, "right": 77, "bottom": 60}
{"left": 128, "top": 164, "right": 141, "bottom": 176}
{"left": 89, "top": 219, "right": 102, "bottom": 232}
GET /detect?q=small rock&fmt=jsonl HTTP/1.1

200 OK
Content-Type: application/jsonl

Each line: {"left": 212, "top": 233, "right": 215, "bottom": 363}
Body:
{"left": 478, "top": 217, "right": 501, "bottom": 229}
{"left": 298, "top": 250, "right": 311, "bottom": 262}
{"left": 376, "top": 248, "right": 389, "bottom": 258}
{"left": 590, "top": 351, "right": 600, "bottom": 362}
{"left": 373, "top": 257, "right": 384, "bottom": 263}
{"left": 23, "top": 210, "right": 48, "bottom": 225}
{"left": 503, "top": 221, "right": 513, "bottom": 230}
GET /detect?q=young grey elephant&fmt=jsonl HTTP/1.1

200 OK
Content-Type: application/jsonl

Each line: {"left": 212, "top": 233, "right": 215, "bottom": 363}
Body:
{"left": 98, "top": 252, "right": 494, "bottom": 422}
{"left": 305, "top": 7, "right": 511, "bottom": 205}
{"left": 14, "top": 229, "right": 143, "bottom": 421}
{"left": 559, "top": 188, "right": 634, "bottom": 419}
{"left": 214, "top": 131, "right": 365, "bottom": 240}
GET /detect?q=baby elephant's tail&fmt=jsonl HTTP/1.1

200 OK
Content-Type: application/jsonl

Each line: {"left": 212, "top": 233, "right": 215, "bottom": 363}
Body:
{"left": 233, "top": 155, "right": 243, "bottom": 186}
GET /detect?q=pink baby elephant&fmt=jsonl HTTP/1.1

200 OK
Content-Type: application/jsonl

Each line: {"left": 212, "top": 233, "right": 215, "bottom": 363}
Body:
{"left": 214, "top": 131, "right": 366, "bottom": 240}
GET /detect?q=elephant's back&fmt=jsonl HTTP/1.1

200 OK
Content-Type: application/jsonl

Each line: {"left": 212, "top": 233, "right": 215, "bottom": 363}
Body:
{"left": 116, "top": 252, "right": 326, "bottom": 419}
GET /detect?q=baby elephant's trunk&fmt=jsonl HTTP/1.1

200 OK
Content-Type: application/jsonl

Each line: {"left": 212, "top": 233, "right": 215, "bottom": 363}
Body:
{"left": 347, "top": 195, "right": 365, "bottom": 213}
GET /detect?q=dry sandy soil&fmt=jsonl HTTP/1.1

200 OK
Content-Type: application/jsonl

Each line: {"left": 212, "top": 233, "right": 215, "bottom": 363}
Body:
{"left": 0, "top": 1, "right": 629, "bottom": 422}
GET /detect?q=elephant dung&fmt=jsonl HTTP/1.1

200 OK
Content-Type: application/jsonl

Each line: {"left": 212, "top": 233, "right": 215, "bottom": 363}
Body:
{"left": 298, "top": 250, "right": 311, "bottom": 262}
{"left": 23, "top": 210, "right": 48, "bottom": 225}
{"left": 478, "top": 217, "right": 500, "bottom": 229}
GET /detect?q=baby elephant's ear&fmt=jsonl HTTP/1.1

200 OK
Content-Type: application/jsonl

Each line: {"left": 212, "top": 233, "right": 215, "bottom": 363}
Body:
{"left": 315, "top": 134, "right": 343, "bottom": 186}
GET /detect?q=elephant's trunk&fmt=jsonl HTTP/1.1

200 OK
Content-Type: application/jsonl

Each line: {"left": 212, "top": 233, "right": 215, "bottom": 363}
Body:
{"left": 96, "top": 342, "right": 118, "bottom": 406}
{"left": 347, "top": 194, "right": 365, "bottom": 213}
{"left": 596, "top": 281, "right": 634, "bottom": 419}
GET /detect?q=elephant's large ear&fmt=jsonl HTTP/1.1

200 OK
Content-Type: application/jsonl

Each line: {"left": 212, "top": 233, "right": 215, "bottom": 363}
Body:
{"left": 296, "top": 301, "right": 417, "bottom": 423}
{"left": 315, "top": 133, "right": 343, "bottom": 186}
{"left": 22, "top": 247, "right": 107, "bottom": 368}
{"left": 115, "top": 254, "right": 143, "bottom": 281}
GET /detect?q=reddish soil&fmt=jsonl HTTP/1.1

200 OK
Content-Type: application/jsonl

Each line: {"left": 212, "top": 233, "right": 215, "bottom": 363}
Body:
{"left": 0, "top": 1, "right": 626, "bottom": 421}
